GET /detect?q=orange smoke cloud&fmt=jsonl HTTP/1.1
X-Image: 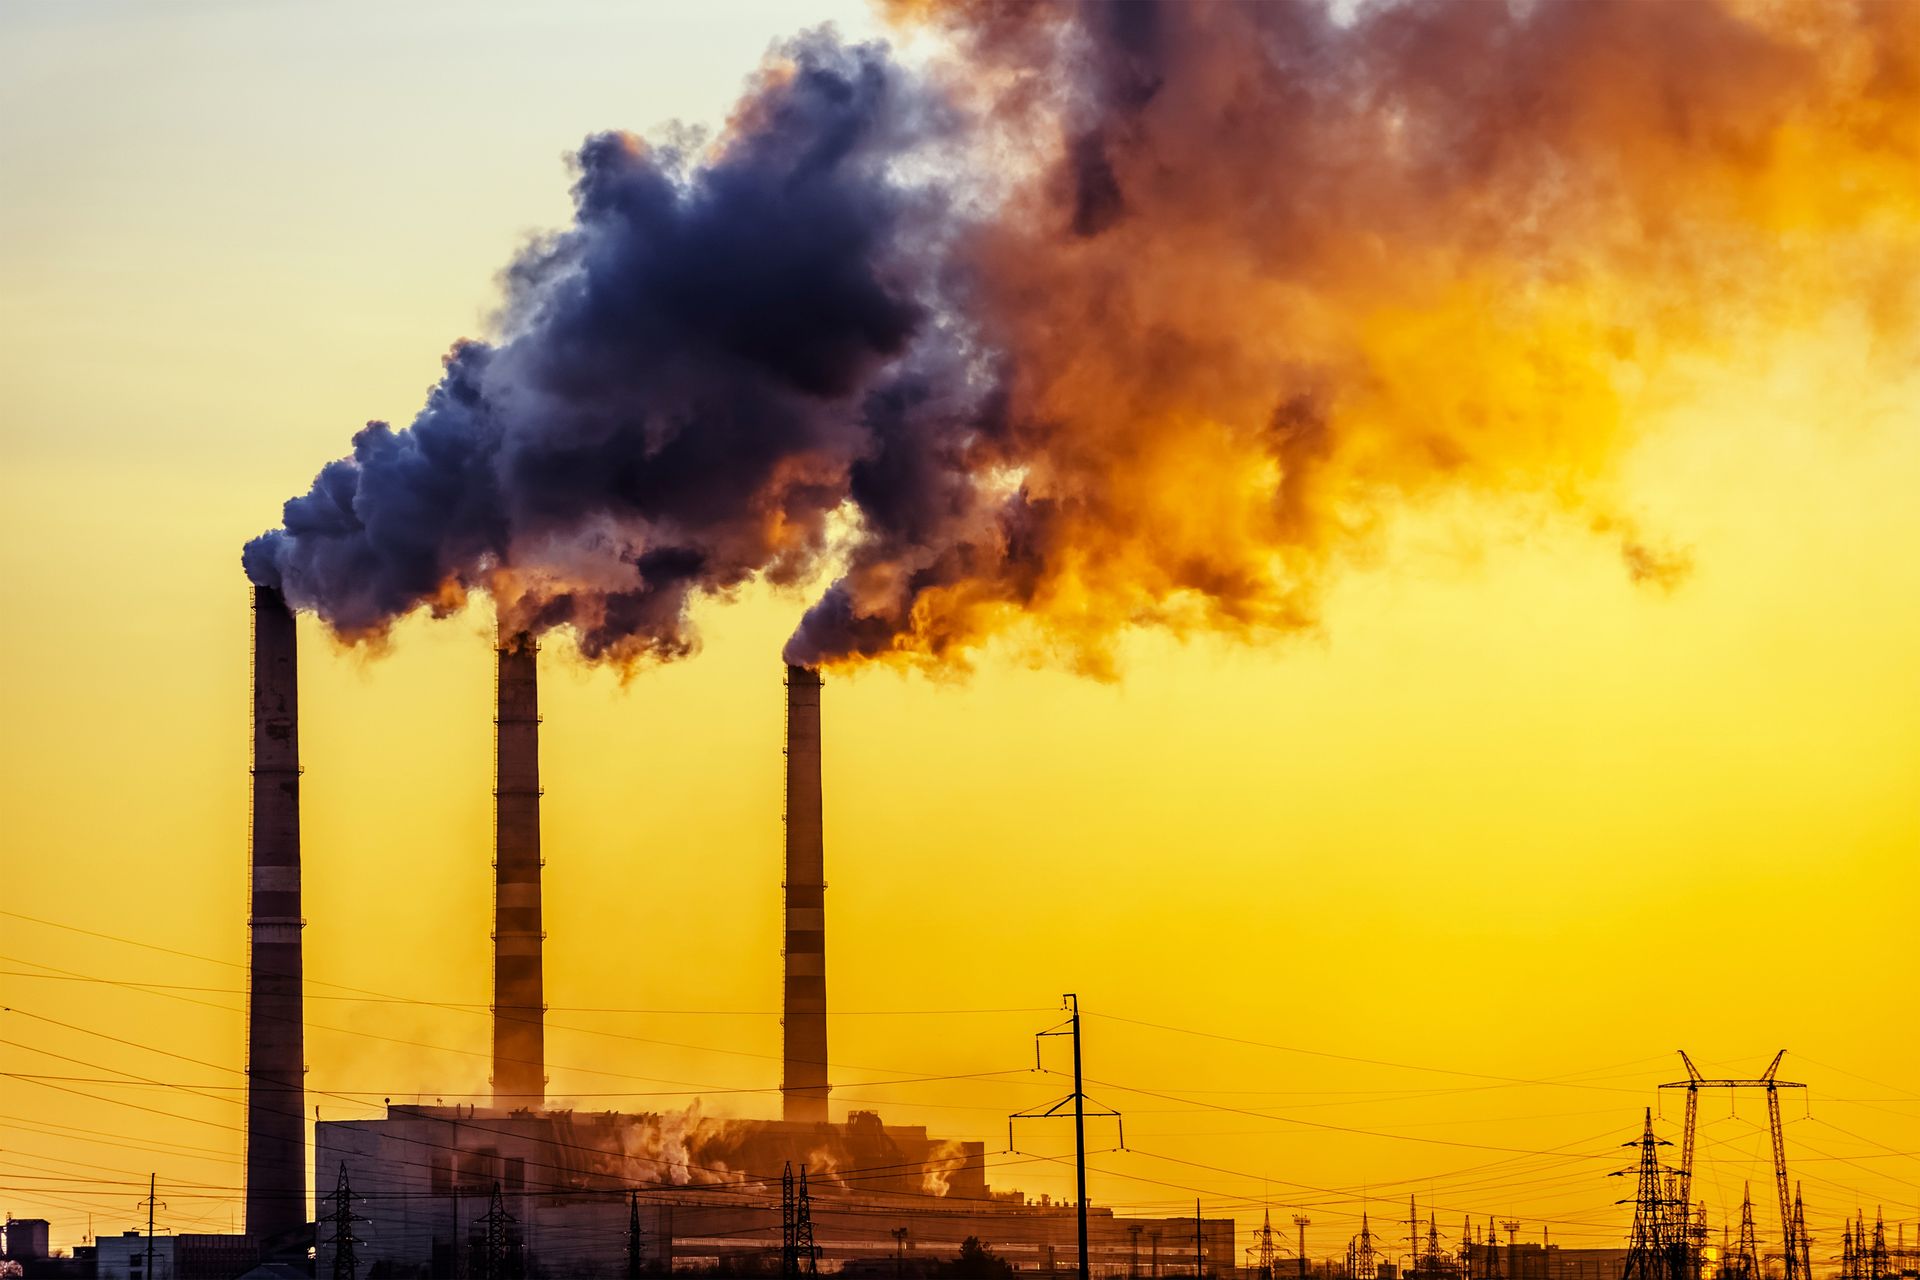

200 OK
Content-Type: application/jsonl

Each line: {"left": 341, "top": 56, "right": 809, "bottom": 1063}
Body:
{"left": 787, "top": 0, "right": 1920, "bottom": 673}
{"left": 249, "top": 3, "right": 1920, "bottom": 675}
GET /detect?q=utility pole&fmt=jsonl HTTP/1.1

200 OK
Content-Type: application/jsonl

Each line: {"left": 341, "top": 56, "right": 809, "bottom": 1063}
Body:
{"left": 1502, "top": 1222, "right": 1520, "bottom": 1280}
{"left": 1075, "top": 1003, "right": 1089, "bottom": 1280}
{"left": 893, "top": 1227, "right": 910, "bottom": 1280}
{"left": 1410, "top": 1199, "right": 1421, "bottom": 1280}
{"left": 1197, "top": 1199, "right": 1206, "bottom": 1280}
{"left": 1131, "top": 1225, "right": 1143, "bottom": 1280}
{"left": 139, "top": 1174, "right": 164, "bottom": 1280}
{"left": 1011, "top": 995, "right": 1121, "bottom": 1280}
{"left": 1152, "top": 1230, "right": 1162, "bottom": 1279}
{"left": 1295, "top": 1216, "right": 1312, "bottom": 1280}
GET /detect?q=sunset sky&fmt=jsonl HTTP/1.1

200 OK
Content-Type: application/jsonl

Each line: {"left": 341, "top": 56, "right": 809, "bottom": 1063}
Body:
{"left": 3, "top": 0, "right": 1920, "bottom": 1264}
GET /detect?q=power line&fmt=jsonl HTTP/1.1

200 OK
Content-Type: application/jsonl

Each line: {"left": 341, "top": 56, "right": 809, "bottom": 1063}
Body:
{"left": 0, "top": 966, "right": 1039, "bottom": 1016}
{"left": 1087, "top": 1014, "right": 1659, "bottom": 1095}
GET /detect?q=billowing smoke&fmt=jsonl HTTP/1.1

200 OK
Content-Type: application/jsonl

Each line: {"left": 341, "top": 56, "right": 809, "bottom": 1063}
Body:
{"left": 577, "top": 1105, "right": 970, "bottom": 1196}
{"left": 246, "top": 2, "right": 1920, "bottom": 672}
{"left": 243, "top": 32, "right": 961, "bottom": 662}
{"left": 601, "top": 1103, "right": 746, "bottom": 1188}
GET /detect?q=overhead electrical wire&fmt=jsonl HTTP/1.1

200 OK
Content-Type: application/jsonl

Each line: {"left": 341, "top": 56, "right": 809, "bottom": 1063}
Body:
{"left": 11, "top": 910, "right": 1920, "bottom": 1248}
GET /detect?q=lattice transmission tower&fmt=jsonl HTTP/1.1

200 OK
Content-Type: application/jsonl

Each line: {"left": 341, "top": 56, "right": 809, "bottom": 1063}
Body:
{"left": 1248, "top": 1209, "right": 1283, "bottom": 1280}
{"left": 782, "top": 1162, "right": 819, "bottom": 1278}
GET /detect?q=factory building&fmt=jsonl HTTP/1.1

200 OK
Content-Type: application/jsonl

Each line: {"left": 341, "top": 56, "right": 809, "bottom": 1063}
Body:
{"left": 230, "top": 598, "right": 1244, "bottom": 1273}
{"left": 3, "top": 1219, "right": 50, "bottom": 1262}
{"left": 93, "top": 1231, "right": 266, "bottom": 1280}
{"left": 1461, "top": 1243, "right": 1629, "bottom": 1280}
{"left": 312, "top": 1103, "right": 1231, "bottom": 1276}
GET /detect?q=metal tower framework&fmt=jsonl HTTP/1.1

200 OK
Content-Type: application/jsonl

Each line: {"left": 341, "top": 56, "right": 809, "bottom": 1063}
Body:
{"left": 324, "top": 1163, "right": 363, "bottom": 1280}
{"left": 1728, "top": 1185, "right": 1761, "bottom": 1280}
{"left": 1349, "top": 1213, "right": 1378, "bottom": 1280}
{"left": 1617, "top": 1108, "right": 1682, "bottom": 1280}
{"left": 1249, "top": 1209, "right": 1283, "bottom": 1280}
{"left": 1662, "top": 1052, "right": 1807, "bottom": 1280}
{"left": 479, "top": 1182, "right": 520, "bottom": 1280}
{"left": 781, "top": 1162, "right": 819, "bottom": 1278}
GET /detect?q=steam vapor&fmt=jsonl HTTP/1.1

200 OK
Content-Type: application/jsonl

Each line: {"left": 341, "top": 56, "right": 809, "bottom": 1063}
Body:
{"left": 244, "top": 0, "right": 1920, "bottom": 672}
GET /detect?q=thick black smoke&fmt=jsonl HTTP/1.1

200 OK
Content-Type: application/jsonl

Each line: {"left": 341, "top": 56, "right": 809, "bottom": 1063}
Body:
{"left": 244, "top": 31, "right": 979, "bottom": 663}
{"left": 253, "top": 2, "right": 1909, "bottom": 671}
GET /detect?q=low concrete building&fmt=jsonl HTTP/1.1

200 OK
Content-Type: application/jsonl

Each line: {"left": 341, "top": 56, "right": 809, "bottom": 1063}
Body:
{"left": 94, "top": 1232, "right": 259, "bottom": 1280}
{"left": 314, "top": 1104, "right": 1234, "bottom": 1277}
{"left": 95, "top": 1232, "right": 171, "bottom": 1280}
{"left": 2, "top": 1219, "right": 50, "bottom": 1261}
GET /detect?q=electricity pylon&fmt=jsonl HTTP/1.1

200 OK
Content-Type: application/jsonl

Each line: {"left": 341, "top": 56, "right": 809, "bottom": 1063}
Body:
{"left": 479, "top": 1183, "right": 518, "bottom": 1280}
{"left": 1249, "top": 1209, "right": 1283, "bottom": 1280}
{"left": 1618, "top": 1109, "right": 1678, "bottom": 1280}
{"left": 1791, "top": 1187, "right": 1809, "bottom": 1280}
{"left": 1663, "top": 1052, "right": 1807, "bottom": 1280}
{"left": 323, "top": 1163, "right": 363, "bottom": 1280}
{"left": 1729, "top": 1184, "right": 1761, "bottom": 1280}
{"left": 1349, "top": 1213, "right": 1377, "bottom": 1280}
{"left": 782, "top": 1162, "right": 819, "bottom": 1278}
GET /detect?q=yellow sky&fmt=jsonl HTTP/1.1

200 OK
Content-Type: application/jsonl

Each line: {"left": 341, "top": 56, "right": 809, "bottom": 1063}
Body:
{"left": 2, "top": 0, "right": 1919, "bottom": 1262}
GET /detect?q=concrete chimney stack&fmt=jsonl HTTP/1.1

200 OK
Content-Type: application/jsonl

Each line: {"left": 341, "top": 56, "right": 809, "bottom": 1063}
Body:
{"left": 493, "top": 626, "right": 545, "bottom": 1107}
{"left": 782, "top": 665, "right": 829, "bottom": 1124}
{"left": 246, "top": 587, "right": 307, "bottom": 1244}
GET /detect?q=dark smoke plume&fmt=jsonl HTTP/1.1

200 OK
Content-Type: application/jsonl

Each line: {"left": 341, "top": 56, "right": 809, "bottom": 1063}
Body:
{"left": 244, "top": 32, "right": 966, "bottom": 662}
{"left": 247, "top": 3, "right": 1920, "bottom": 673}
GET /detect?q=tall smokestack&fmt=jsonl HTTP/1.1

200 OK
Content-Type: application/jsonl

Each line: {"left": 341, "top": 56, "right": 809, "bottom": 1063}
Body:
{"left": 782, "top": 665, "right": 829, "bottom": 1124}
{"left": 493, "top": 626, "right": 545, "bottom": 1107}
{"left": 246, "top": 586, "right": 306, "bottom": 1244}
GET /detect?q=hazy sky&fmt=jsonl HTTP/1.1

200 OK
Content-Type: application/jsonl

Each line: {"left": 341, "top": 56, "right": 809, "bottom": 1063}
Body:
{"left": 3, "top": 0, "right": 1919, "bottom": 1261}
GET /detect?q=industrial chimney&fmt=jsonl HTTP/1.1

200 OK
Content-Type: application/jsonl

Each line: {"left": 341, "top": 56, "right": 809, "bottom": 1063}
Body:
{"left": 493, "top": 626, "right": 545, "bottom": 1107}
{"left": 246, "top": 586, "right": 307, "bottom": 1244}
{"left": 782, "top": 665, "right": 829, "bottom": 1124}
